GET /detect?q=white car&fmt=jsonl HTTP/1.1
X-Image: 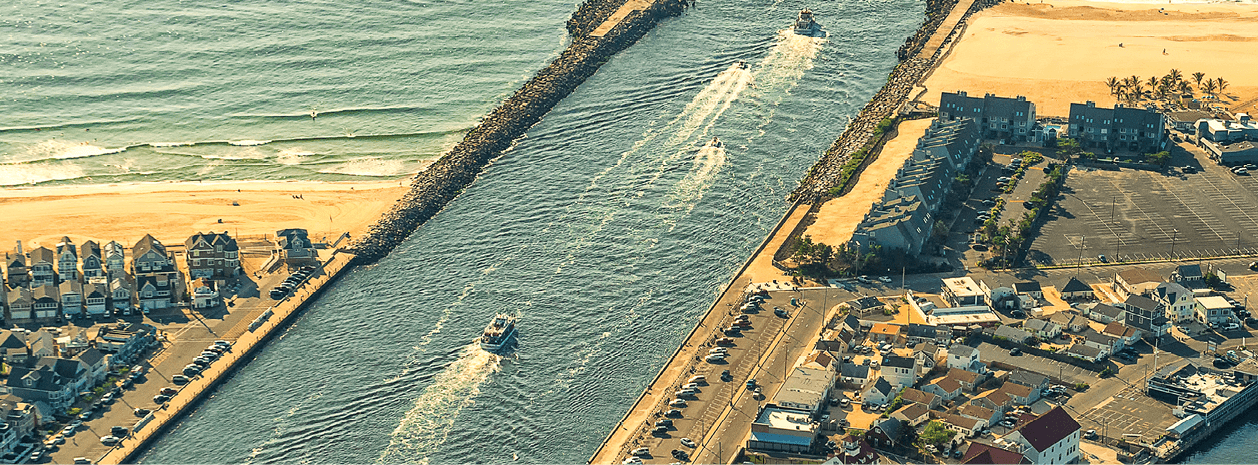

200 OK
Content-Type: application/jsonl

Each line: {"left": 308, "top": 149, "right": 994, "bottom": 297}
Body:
{"left": 670, "top": 399, "right": 688, "bottom": 408}
{"left": 878, "top": 276, "right": 892, "bottom": 283}
{"left": 1223, "top": 323, "right": 1241, "bottom": 331}
{"left": 623, "top": 457, "right": 643, "bottom": 465}
{"left": 630, "top": 448, "right": 649, "bottom": 456}
{"left": 681, "top": 438, "right": 697, "bottom": 448}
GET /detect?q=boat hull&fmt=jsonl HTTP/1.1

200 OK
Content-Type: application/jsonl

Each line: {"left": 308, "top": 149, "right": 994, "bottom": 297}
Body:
{"left": 479, "top": 325, "right": 517, "bottom": 352}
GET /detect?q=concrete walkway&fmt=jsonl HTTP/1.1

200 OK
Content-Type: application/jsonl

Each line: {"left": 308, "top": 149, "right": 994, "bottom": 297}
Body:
{"left": 591, "top": 0, "right": 653, "bottom": 37}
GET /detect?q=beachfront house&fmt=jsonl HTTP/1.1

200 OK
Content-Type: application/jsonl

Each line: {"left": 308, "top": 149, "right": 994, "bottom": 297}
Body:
{"left": 185, "top": 231, "right": 241, "bottom": 279}
{"left": 80, "top": 240, "right": 105, "bottom": 279}
{"left": 276, "top": 228, "right": 318, "bottom": 267}
{"left": 31, "top": 285, "right": 60, "bottom": 324}
{"left": 83, "top": 279, "right": 109, "bottom": 317}
{"left": 0, "top": 396, "right": 37, "bottom": 456}
{"left": 93, "top": 323, "right": 156, "bottom": 367}
{"left": 4, "top": 246, "right": 28, "bottom": 288}
{"left": 938, "top": 91, "right": 1037, "bottom": 142}
{"left": 58, "top": 279, "right": 83, "bottom": 318}
{"left": 55, "top": 236, "right": 78, "bottom": 282}
{"left": 103, "top": 241, "right": 127, "bottom": 278}
{"left": 28, "top": 247, "right": 56, "bottom": 287}
{"left": 1069, "top": 101, "right": 1167, "bottom": 153}
{"left": 131, "top": 235, "right": 178, "bottom": 311}
{"left": 862, "top": 377, "right": 899, "bottom": 405}
{"left": 1123, "top": 295, "right": 1171, "bottom": 342}
{"left": 881, "top": 355, "right": 918, "bottom": 388}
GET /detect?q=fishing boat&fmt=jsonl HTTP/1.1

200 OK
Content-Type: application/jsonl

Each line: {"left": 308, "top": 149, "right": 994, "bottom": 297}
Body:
{"left": 479, "top": 313, "right": 518, "bottom": 352}
{"left": 793, "top": 9, "right": 826, "bottom": 37}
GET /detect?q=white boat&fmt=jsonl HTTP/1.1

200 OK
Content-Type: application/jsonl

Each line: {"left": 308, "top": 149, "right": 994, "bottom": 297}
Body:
{"left": 479, "top": 313, "right": 518, "bottom": 352}
{"left": 793, "top": 9, "right": 826, "bottom": 37}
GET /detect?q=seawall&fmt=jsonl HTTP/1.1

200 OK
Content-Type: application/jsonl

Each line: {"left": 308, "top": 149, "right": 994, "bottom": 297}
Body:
{"left": 345, "top": 0, "right": 688, "bottom": 264}
{"left": 97, "top": 252, "right": 356, "bottom": 464}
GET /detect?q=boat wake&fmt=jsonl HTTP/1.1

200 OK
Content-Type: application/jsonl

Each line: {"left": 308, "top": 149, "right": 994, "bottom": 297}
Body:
{"left": 376, "top": 343, "right": 502, "bottom": 465}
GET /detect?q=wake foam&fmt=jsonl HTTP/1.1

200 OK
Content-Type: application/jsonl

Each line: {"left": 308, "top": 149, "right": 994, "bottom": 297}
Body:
{"left": 318, "top": 157, "right": 406, "bottom": 177}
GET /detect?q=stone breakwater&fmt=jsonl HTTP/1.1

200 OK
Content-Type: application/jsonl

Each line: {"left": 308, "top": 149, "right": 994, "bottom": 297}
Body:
{"left": 345, "top": 0, "right": 687, "bottom": 264}
{"left": 790, "top": 0, "right": 1002, "bottom": 204}
{"left": 898, "top": 0, "right": 958, "bottom": 61}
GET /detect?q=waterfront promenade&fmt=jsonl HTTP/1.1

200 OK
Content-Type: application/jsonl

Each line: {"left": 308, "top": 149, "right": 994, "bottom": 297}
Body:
{"left": 90, "top": 251, "right": 355, "bottom": 464}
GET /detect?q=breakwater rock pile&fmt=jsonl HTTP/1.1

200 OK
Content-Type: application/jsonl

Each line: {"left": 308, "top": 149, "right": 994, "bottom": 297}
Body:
{"left": 568, "top": 0, "right": 631, "bottom": 37}
{"left": 345, "top": 0, "right": 687, "bottom": 264}
{"left": 790, "top": 0, "right": 1001, "bottom": 204}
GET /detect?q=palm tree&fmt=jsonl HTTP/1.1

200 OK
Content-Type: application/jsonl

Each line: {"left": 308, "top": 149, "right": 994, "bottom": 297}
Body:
{"left": 1192, "top": 72, "right": 1206, "bottom": 91}
{"left": 1178, "top": 81, "right": 1193, "bottom": 101}
{"left": 1105, "top": 76, "right": 1120, "bottom": 98}
{"left": 1214, "top": 77, "right": 1229, "bottom": 99}
{"left": 1202, "top": 79, "right": 1218, "bottom": 99}
{"left": 1131, "top": 83, "right": 1146, "bottom": 103}
{"left": 1168, "top": 68, "right": 1183, "bottom": 85}
{"left": 1145, "top": 76, "right": 1159, "bottom": 93}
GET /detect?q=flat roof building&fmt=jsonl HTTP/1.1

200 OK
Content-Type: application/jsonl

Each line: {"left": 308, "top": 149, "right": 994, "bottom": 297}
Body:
{"left": 748, "top": 405, "right": 818, "bottom": 454}
{"left": 942, "top": 277, "right": 985, "bottom": 307}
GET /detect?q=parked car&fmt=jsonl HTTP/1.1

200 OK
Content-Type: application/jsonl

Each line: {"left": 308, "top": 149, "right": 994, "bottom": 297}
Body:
{"left": 160, "top": 387, "right": 178, "bottom": 396}
{"left": 100, "top": 436, "right": 120, "bottom": 446}
{"left": 680, "top": 438, "right": 696, "bottom": 448}
{"left": 62, "top": 425, "right": 76, "bottom": 437}
{"left": 1098, "top": 254, "right": 1108, "bottom": 263}
{"left": 1010, "top": 347, "right": 1022, "bottom": 356}
{"left": 153, "top": 394, "right": 171, "bottom": 404}
{"left": 134, "top": 408, "right": 151, "bottom": 417}
{"left": 878, "top": 276, "right": 892, "bottom": 283}
{"left": 172, "top": 374, "right": 190, "bottom": 384}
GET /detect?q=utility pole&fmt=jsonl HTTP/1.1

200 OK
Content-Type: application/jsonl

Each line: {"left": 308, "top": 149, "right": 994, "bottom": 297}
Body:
{"left": 1111, "top": 197, "right": 1116, "bottom": 222}
{"left": 1077, "top": 235, "right": 1086, "bottom": 275}
{"left": 1171, "top": 229, "right": 1179, "bottom": 259}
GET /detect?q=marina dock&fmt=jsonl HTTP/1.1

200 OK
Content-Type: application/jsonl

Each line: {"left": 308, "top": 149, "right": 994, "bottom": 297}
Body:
{"left": 94, "top": 251, "right": 356, "bottom": 464}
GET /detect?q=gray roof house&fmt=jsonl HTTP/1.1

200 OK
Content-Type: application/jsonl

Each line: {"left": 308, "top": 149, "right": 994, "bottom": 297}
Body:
{"left": 1170, "top": 264, "right": 1204, "bottom": 286}
{"left": 938, "top": 91, "right": 1037, "bottom": 142}
{"left": 1069, "top": 101, "right": 1167, "bottom": 153}
{"left": 992, "top": 325, "right": 1033, "bottom": 344}
{"left": 81, "top": 240, "right": 104, "bottom": 279}
{"left": 1084, "top": 303, "right": 1126, "bottom": 324}
{"left": 1059, "top": 277, "right": 1093, "bottom": 300}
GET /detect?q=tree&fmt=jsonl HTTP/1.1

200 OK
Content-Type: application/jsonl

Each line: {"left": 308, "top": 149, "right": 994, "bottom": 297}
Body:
{"left": 1192, "top": 71, "right": 1206, "bottom": 91}
{"left": 1168, "top": 68, "right": 1183, "bottom": 85}
{"left": 1056, "top": 138, "right": 1083, "bottom": 160}
{"left": 1202, "top": 79, "right": 1218, "bottom": 100}
{"left": 920, "top": 421, "right": 957, "bottom": 446}
{"left": 1146, "top": 151, "right": 1171, "bottom": 167}
{"left": 1214, "top": 77, "right": 1229, "bottom": 98}
{"left": 1104, "top": 76, "right": 1121, "bottom": 99}
{"left": 933, "top": 220, "right": 949, "bottom": 243}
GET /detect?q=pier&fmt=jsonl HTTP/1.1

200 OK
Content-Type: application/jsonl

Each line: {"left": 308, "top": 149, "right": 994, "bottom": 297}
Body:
{"left": 92, "top": 251, "right": 355, "bottom": 464}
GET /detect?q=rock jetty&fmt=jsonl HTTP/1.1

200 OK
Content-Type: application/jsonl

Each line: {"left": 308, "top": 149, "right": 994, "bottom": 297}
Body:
{"left": 346, "top": 0, "right": 688, "bottom": 264}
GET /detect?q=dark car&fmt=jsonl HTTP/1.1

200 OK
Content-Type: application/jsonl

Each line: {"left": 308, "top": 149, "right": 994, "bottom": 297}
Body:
{"left": 651, "top": 426, "right": 668, "bottom": 435}
{"left": 160, "top": 387, "right": 178, "bottom": 396}
{"left": 1010, "top": 347, "right": 1022, "bottom": 356}
{"left": 111, "top": 426, "right": 129, "bottom": 437}
{"left": 153, "top": 394, "right": 171, "bottom": 404}
{"left": 172, "top": 374, "right": 190, "bottom": 384}
{"left": 269, "top": 288, "right": 288, "bottom": 300}
{"left": 655, "top": 419, "right": 673, "bottom": 428}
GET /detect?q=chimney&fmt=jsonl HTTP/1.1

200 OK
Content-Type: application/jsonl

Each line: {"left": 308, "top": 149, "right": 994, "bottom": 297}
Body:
{"left": 15, "top": 240, "right": 22, "bottom": 255}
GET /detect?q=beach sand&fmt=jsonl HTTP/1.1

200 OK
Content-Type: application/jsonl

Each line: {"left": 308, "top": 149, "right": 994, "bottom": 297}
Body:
{"left": 803, "top": 118, "right": 936, "bottom": 248}
{"left": 919, "top": 0, "right": 1258, "bottom": 116}
{"left": 0, "top": 180, "right": 408, "bottom": 249}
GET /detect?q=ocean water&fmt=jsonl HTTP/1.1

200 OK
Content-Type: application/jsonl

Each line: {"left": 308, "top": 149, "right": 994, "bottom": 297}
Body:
{"left": 9, "top": 0, "right": 924, "bottom": 462}
{"left": 0, "top": 0, "right": 575, "bottom": 185}
{"left": 1179, "top": 416, "right": 1258, "bottom": 464}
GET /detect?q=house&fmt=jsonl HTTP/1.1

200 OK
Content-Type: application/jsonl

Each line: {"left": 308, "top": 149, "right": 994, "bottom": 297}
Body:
{"left": 927, "top": 305, "right": 1001, "bottom": 327}
{"left": 1115, "top": 268, "right": 1163, "bottom": 299}
{"left": 55, "top": 236, "right": 78, "bottom": 282}
{"left": 905, "top": 323, "right": 941, "bottom": 344}
{"left": 59, "top": 279, "right": 84, "bottom": 318}
{"left": 943, "top": 277, "right": 986, "bottom": 307}
{"left": 276, "top": 228, "right": 319, "bottom": 267}
{"left": 992, "top": 325, "right": 1033, "bottom": 344}
{"left": 841, "top": 313, "right": 863, "bottom": 334}
{"left": 922, "top": 376, "right": 963, "bottom": 401}
{"left": 28, "top": 246, "right": 56, "bottom": 287}
{"left": 76, "top": 347, "right": 108, "bottom": 385}
{"left": 840, "top": 363, "right": 871, "bottom": 389}
{"left": 892, "top": 402, "right": 931, "bottom": 427}
{"left": 938, "top": 91, "right": 1037, "bottom": 142}
{"left": 1103, "top": 321, "right": 1141, "bottom": 347}
{"left": 959, "top": 404, "right": 1000, "bottom": 427}
{"left": 1013, "top": 282, "right": 1043, "bottom": 300}
{"left": 914, "top": 343, "right": 943, "bottom": 376}
{"left": 867, "top": 417, "right": 904, "bottom": 449}
{"left": 862, "top": 377, "right": 899, "bottom": 405}
{"left": 998, "top": 381, "right": 1037, "bottom": 405}
{"left": 4, "top": 246, "right": 29, "bottom": 288}
{"left": 868, "top": 323, "right": 902, "bottom": 344}
{"left": 1023, "top": 319, "right": 1061, "bottom": 340}
{"left": 960, "top": 442, "right": 1031, "bottom": 464}
{"left": 103, "top": 240, "right": 127, "bottom": 278}
{"left": 1083, "top": 303, "right": 1126, "bottom": 324}
{"left": 845, "top": 297, "right": 885, "bottom": 316}
{"left": 932, "top": 411, "right": 986, "bottom": 438}
{"left": 1059, "top": 277, "right": 1093, "bottom": 300}
{"left": 28, "top": 330, "right": 56, "bottom": 358}
{"left": 1195, "top": 296, "right": 1235, "bottom": 327}
{"left": 0, "top": 395, "right": 37, "bottom": 457}
{"left": 1049, "top": 311, "right": 1087, "bottom": 333}
{"left": 4, "top": 357, "right": 90, "bottom": 410}
{"left": 1152, "top": 282, "right": 1196, "bottom": 323}
{"left": 80, "top": 240, "right": 104, "bottom": 279}
{"left": 1065, "top": 344, "right": 1105, "bottom": 362}
{"left": 771, "top": 365, "right": 835, "bottom": 416}
{"left": 131, "top": 235, "right": 178, "bottom": 311}
{"left": 850, "top": 195, "right": 934, "bottom": 256}
{"left": 110, "top": 275, "right": 132, "bottom": 313}
{"left": 881, "top": 355, "right": 917, "bottom": 388}
{"left": 191, "top": 278, "right": 220, "bottom": 309}
{"left": 184, "top": 231, "right": 241, "bottom": 279}
{"left": 948, "top": 345, "right": 983, "bottom": 373}
{"left": 899, "top": 387, "right": 941, "bottom": 409}
{"left": 970, "top": 389, "right": 1016, "bottom": 414}
{"left": 1068, "top": 101, "right": 1167, "bottom": 153}
{"left": 1006, "top": 406, "right": 1081, "bottom": 465}
{"left": 83, "top": 279, "right": 109, "bottom": 317}
{"left": 947, "top": 367, "right": 983, "bottom": 392}
{"left": 1006, "top": 371, "right": 1050, "bottom": 394}
{"left": 1170, "top": 264, "right": 1204, "bottom": 286}
{"left": 1233, "top": 358, "right": 1258, "bottom": 384}
{"left": 1124, "top": 295, "right": 1172, "bottom": 341}
{"left": 94, "top": 323, "right": 156, "bottom": 366}
{"left": 4, "top": 286, "right": 33, "bottom": 324}
{"left": 748, "top": 405, "right": 818, "bottom": 454}
{"left": 829, "top": 435, "right": 881, "bottom": 465}
{"left": 1080, "top": 329, "right": 1120, "bottom": 357}
{"left": 31, "top": 284, "right": 60, "bottom": 323}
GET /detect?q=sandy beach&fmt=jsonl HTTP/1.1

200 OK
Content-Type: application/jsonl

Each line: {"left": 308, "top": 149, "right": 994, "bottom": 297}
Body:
{"left": 919, "top": 0, "right": 1258, "bottom": 116}
{"left": 0, "top": 180, "right": 408, "bottom": 250}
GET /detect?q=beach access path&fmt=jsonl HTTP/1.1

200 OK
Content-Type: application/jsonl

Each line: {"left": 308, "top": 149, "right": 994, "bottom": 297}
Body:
{"left": 591, "top": 0, "right": 653, "bottom": 37}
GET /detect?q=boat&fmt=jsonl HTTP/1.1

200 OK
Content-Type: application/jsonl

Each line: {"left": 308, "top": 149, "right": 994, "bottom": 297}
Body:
{"left": 710, "top": 136, "right": 723, "bottom": 148}
{"left": 735, "top": 60, "right": 748, "bottom": 70}
{"left": 479, "top": 313, "right": 518, "bottom": 352}
{"left": 793, "top": 9, "right": 826, "bottom": 37}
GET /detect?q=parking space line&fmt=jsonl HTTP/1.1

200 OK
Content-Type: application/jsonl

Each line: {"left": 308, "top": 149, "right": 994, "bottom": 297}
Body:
{"left": 1143, "top": 172, "right": 1233, "bottom": 243}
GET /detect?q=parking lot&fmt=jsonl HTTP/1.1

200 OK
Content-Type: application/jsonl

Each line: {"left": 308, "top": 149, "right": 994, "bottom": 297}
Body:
{"left": 945, "top": 148, "right": 1060, "bottom": 268}
{"left": 1028, "top": 144, "right": 1258, "bottom": 266}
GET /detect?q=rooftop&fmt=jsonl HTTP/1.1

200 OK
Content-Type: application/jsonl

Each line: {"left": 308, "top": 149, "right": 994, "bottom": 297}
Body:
{"left": 1012, "top": 406, "right": 1080, "bottom": 452}
{"left": 1197, "top": 295, "right": 1232, "bottom": 310}
{"left": 943, "top": 277, "right": 985, "bottom": 296}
